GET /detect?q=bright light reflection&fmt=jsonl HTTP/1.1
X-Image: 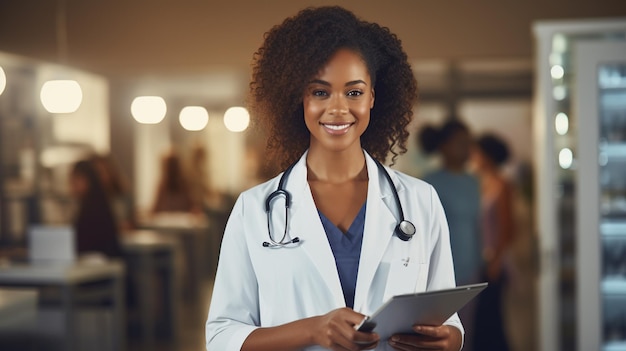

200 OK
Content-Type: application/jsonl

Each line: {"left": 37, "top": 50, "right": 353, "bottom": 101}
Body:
{"left": 555, "top": 112, "right": 569, "bottom": 135}
{"left": 0, "top": 66, "right": 6, "bottom": 95}
{"left": 179, "top": 106, "right": 209, "bottom": 131}
{"left": 224, "top": 106, "right": 250, "bottom": 132}
{"left": 559, "top": 148, "right": 573, "bottom": 169}
{"left": 553, "top": 86, "right": 567, "bottom": 101}
{"left": 552, "top": 34, "right": 567, "bottom": 53}
{"left": 40, "top": 80, "right": 83, "bottom": 113}
{"left": 131, "top": 96, "right": 166, "bottom": 124}
{"left": 551, "top": 65, "right": 565, "bottom": 80}
{"left": 549, "top": 53, "right": 563, "bottom": 66}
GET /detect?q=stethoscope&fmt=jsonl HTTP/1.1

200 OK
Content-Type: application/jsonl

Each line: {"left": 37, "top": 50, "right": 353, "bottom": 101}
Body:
{"left": 262, "top": 158, "right": 416, "bottom": 248}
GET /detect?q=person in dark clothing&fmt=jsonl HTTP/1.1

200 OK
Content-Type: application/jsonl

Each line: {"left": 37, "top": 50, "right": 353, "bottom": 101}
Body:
{"left": 69, "top": 159, "right": 122, "bottom": 258}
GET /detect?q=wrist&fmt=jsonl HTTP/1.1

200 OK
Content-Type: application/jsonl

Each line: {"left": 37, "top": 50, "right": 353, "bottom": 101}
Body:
{"left": 304, "top": 315, "right": 321, "bottom": 346}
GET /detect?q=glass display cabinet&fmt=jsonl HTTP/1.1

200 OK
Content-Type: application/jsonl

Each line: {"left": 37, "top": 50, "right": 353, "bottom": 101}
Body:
{"left": 533, "top": 19, "right": 626, "bottom": 351}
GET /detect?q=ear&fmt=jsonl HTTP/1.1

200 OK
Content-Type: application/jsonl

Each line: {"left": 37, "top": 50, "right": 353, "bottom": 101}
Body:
{"left": 370, "top": 88, "right": 375, "bottom": 109}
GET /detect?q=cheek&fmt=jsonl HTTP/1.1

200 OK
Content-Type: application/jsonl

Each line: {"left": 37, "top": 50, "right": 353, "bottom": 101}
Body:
{"left": 352, "top": 103, "right": 372, "bottom": 123}
{"left": 303, "top": 98, "right": 324, "bottom": 120}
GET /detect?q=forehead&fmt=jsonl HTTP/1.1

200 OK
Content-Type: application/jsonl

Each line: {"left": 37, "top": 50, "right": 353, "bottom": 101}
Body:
{"left": 314, "top": 49, "right": 371, "bottom": 82}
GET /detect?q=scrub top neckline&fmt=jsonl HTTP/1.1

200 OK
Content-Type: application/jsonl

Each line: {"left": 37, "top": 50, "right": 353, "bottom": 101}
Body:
{"left": 317, "top": 202, "right": 367, "bottom": 239}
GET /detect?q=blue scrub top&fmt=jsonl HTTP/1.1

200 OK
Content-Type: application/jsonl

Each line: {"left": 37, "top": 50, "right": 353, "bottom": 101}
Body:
{"left": 423, "top": 169, "right": 482, "bottom": 284}
{"left": 318, "top": 203, "right": 366, "bottom": 309}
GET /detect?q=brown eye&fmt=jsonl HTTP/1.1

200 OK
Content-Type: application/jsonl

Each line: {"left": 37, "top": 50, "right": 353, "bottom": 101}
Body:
{"left": 312, "top": 90, "right": 328, "bottom": 97}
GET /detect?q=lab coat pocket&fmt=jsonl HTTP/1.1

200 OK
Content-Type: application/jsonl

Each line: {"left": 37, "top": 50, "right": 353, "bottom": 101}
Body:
{"left": 382, "top": 258, "right": 424, "bottom": 302}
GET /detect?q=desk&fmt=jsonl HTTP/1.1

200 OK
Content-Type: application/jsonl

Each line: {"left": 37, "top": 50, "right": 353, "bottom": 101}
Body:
{"left": 138, "top": 212, "right": 209, "bottom": 299}
{"left": 122, "top": 230, "right": 177, "bottom": 343}
{"left": 0, "top": 260, "right": 125, "bottom": 351}
{"left": 0, "top": 288, "right": 37, "bottom": 329}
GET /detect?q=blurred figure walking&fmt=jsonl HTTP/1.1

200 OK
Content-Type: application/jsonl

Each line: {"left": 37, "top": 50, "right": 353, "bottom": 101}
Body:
{"left": 69, "top": 159, "right": 123, "bottom": 258}
{"left": 152, "top": 150, "right": 198, "bottom": 214}
{"left": 472, "top": 133, "right": 514, "bottom": 351}
{"left": 418, "top": 119, "right": 482, "bottom": 351}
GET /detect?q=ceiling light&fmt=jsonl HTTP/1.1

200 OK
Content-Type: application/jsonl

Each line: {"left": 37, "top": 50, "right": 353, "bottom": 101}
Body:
{"left": 179, "top": 106, "right": 209, "bottom": 131}
{"left": 224, "top": 106, "right": 250, "bottom": 132}
{"left": 131, "top": 96, "right": 167, "bottom": 124}
{"left": 0, "top": 66, "right": 6, "bottom": 96}
{"left": 40, "top": 80, "right": 83, "bottom": 113}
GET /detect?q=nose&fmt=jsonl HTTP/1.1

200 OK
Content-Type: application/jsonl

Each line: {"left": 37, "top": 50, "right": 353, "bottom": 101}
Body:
{"left": 328, "top": 94, "right": 348, "bottom": 116}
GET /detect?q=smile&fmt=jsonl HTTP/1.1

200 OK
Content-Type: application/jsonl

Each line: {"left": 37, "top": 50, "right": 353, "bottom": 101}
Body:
{"left": 320, "top": 122, "right": 353, "bottom": 133}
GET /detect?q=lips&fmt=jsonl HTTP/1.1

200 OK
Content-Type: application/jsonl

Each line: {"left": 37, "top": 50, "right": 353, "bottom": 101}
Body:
{"left": 320, "top": 121, "right": 354, "bottom": 135}
{"left": 322, "top": 123, "right": 352, "bottom": 130}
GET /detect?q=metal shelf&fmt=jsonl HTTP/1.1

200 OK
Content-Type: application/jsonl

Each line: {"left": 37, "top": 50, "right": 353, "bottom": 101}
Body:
{"left": 603, "top": 220, "right": 626, "bottom": 238}
{"left": 601, "top": 144, "right": 626, "bottom": 161}
{"left": 604, "top": 341, "right": 626, "bottom": 351}
{"left": 603, "top": 278, "right": 626, "bottom": 296}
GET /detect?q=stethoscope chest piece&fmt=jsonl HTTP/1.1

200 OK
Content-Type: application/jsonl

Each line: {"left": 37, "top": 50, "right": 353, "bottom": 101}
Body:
{"left": 395, "top": 220, "right": 416, "bottom": 241}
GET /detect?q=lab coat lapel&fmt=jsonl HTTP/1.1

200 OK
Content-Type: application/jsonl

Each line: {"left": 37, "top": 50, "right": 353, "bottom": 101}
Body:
{"left": 353, "top": 154, "right": 397, "bottom": 312}
{"left": 287, "top": 153, "right": 345, "bottom": 307}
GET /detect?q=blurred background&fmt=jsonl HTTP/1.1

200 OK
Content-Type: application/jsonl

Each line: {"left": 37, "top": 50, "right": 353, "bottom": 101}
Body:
{"left": 0, "top": 1, "right": 624, "bottom": 350}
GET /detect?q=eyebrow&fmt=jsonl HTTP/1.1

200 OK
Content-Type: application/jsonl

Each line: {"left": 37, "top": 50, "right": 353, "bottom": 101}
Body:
{"left": 308, "top": 79, "right": 368, "bottom": 87}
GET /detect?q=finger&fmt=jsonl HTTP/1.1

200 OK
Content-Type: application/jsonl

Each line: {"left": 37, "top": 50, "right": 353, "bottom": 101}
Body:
{"left": 412, "top": 325, "right": 450, "bottom": 339}
{"left": 388, "top": 334, "right": 442, "bottom": 349}
{"left": 354, "top": 332, "right": 379, "bottom": 349}
{"left": 357, "top": 340, "right": 379, "bottom": 350}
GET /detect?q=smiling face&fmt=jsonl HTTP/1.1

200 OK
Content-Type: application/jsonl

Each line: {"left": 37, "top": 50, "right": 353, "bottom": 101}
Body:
{"left": 303, "top": 49, "right": 375, "bottom": 157}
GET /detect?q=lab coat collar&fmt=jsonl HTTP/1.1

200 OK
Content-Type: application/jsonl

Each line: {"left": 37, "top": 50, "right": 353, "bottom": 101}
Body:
{"left": 353, "top": 153, "right": 400, "bottom": 312}
{"left": 285, "top": 150, "right": 403, "bottom": 311}
{"left": 286, "top": 150, "right": 345, "bottom": 307}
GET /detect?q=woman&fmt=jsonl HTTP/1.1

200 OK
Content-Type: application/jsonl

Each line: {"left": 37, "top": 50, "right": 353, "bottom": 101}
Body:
{"left": 418, "top": 120, "right": 481, "bottom": 286}
{"left": 418, "top": 120, "right": 481, "bottom": 351}
{"left": 206, "top": 7, "right": 462, "bottom": 351}
{"left": 471, "top": 133, "right": 514, "bottom": 351}
{"left": 69, "top": 159, "right": 122, "bottom": 258}
{"left": 152, "top": 150, "right": 196, "bottom": 214}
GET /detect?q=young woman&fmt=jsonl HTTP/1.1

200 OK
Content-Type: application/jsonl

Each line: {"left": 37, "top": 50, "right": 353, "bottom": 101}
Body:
{"left": 418, "top": 120, "right": 482, "bottom": 286}
{"left": 206, "top": 7, "right": 463, "bottom": 351}
{"left": 471, "top": 134, "right": 514, "bottom": 351}
{"left": 69, "top": 159, "right": 122, "bottom": 258}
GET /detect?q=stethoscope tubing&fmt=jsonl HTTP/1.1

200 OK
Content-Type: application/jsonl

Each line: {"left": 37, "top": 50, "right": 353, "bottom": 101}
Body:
{"left": 263, "top": 157, "right": 415, "bottom": 247}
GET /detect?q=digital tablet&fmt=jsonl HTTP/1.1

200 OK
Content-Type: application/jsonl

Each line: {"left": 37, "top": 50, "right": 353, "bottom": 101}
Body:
{"left": 355, "top": 282, "right": 488, "bottom": 341}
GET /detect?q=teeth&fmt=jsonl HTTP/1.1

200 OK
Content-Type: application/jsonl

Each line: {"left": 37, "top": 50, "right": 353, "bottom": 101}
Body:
{"left": 323, "top": 124, "right": 350, "bottom": 130}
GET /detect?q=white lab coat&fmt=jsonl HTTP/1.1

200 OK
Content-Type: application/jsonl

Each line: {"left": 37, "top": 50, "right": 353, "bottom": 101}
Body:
{"left": 206, "top": 151, "right": 463, "bottom": 351}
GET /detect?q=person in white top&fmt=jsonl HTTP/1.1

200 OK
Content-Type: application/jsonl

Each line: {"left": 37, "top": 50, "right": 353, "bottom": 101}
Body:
{"left": 206, "top": 6, "right": 463, "bottom": 351}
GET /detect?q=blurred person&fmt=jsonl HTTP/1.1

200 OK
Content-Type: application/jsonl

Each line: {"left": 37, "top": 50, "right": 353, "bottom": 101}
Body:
{"left": 471, "top": 133, "right": 514, "bottom": 351}
{"left": 418, "top": 119, "right": 482, "bottom": 284}
{"left": 418, "top": 119, "right": 482, "bottom": 351}
{"left": 206, "top": 6, "right": 463, "bottom": 351}
{"left": 187, "top": 143, "right": 226, "bottom": 211}
{"left": 152, "top": 150, "right": 198, "bottom": 214}
{"left": 91, "top": 153, "right": 136, "bottom": 231}
{"left": 69, "top": 159, "right": 122, "bottom": 258}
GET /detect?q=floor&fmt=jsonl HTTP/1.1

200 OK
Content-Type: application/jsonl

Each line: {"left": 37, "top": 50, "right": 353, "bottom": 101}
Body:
{"left": 128, "top": 278, "right": 214, "bottom": 351}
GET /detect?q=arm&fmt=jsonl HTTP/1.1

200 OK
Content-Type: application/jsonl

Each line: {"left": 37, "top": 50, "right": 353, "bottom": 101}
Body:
{"left": 487, "top": 180, "right": 514, "bottom": 280}
{"left": 206, "top": 196, "right": 261, "bottom": 350}
{"left": 242, "top": 308, "right": 379, "bottom": 351}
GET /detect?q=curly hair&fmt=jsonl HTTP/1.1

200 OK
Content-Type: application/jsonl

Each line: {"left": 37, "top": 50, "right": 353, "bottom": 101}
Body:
{"left": 249, "top": 6, "right": 418, "bottom": 170}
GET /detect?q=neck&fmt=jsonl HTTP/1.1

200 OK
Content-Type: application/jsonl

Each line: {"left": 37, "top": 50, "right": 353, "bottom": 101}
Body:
{"left": 306, "top": 147, "right": 367, "bottom": 183}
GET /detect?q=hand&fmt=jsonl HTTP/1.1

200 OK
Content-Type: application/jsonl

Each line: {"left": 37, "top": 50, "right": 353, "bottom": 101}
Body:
{"left": 311, "top": 307, "right": 380, "bottom": 351}
{"left": 388, "top": 325, "right": 461, "bottom": 351}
